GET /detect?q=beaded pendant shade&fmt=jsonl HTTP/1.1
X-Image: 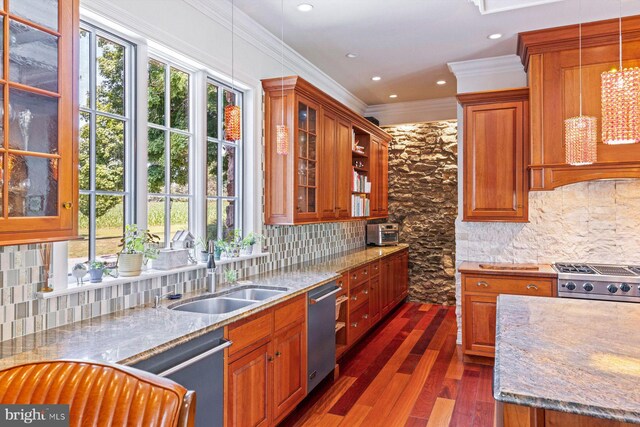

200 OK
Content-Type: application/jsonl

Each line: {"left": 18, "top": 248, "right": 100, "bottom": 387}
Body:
{"left": 224, "top": 104, "right": 241, "bottom": 141}
{"left": 276, "top": 0, "right": 289, "bottom": 155}
{"left": 564, "top": 0, "right": 597, "bottom": 166}
{"left": 601, "top": 0, "right": 640, "bottom": 145}
{"left": 225, "top": 0, "right": 241, "bottom": 142}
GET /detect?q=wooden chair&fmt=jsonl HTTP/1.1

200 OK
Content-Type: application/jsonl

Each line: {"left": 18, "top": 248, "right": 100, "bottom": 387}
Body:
{"left": 0, "top": 360, "right": 196, "bottom": 427}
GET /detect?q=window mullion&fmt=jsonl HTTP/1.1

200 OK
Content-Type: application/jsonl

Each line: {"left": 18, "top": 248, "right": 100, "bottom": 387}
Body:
{"left": 164, "top": 64, "right": 171, "bottom": 246}
{"left": 217, "top": 85, "right": 224, "bottom": 240}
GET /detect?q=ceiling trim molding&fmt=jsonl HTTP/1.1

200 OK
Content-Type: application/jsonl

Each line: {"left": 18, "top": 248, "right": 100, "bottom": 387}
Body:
{"left": 447, "top": 54, "right": 524, "bottom": 78}
{"left": 82, "top": 0, "right": 367, "bottom": 113}
{"left": 182, "top": 0, "right": 367, "bottom": 113}
{"left": 364, "top": 97, "right": 457, "bottom": 126}
{"left": 469, "top": 0, "right": 563, "bottom": 15}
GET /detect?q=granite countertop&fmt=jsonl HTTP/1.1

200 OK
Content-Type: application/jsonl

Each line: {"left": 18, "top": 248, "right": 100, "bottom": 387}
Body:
{"left": 494, "top": 295, "right": 640, "bottom": 424}
{"left": 0, "top": 244, "right": 407, "bottom": 370}
{"left": 458, "top": 261, "right": 557, "bottom": 278}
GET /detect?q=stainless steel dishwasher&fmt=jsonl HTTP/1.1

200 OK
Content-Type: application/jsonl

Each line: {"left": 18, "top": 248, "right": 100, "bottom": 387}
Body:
{"left": 307, "top": 280, "right": 341, "bottom": 393}
{"left": 132, "top": 328, "right": 231, "bottom": 427}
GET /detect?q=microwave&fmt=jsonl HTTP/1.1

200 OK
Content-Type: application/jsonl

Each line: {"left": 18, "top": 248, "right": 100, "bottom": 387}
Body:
{"left": 366, "top": 223, "right": 399, "bottom": 246}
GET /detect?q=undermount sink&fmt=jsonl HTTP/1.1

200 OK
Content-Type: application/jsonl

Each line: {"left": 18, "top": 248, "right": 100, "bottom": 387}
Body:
{"left": 224, "top": 288, "right": 285, "bottom": 301}
{"left": 171, "top": 297, "right": 254, "bottom": 315}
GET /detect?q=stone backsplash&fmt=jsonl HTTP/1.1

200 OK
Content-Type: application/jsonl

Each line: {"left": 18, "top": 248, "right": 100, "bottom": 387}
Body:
{"left": 382, "top": 120, "right": 458, "bottom": 305}
{"left": 455, "top": 179, "right": 640, "bottom": 340}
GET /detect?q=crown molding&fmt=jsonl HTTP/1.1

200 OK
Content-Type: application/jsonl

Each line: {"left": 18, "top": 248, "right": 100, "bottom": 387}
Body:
{"left": 81, "top": 0, "right": 367, "bottom": 114}
{"left": 469, "top": 0, "right": 563, "bottom": 15}
{"left": 447, "top": 54, "right": 524, "bottom": 78}
{"left": 364, "top": 97, "right": 457, "bottom": 126}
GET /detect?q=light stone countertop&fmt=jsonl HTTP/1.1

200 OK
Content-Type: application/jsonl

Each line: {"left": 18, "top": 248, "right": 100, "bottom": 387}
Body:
{"left": 0, "top": 244, "right": 408, "bottom": 370}
{"left": 494, "top": 295, "right": 640, "bottom": 424}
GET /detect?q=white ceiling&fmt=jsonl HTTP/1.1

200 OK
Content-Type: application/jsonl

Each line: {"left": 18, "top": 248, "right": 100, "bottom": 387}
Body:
{"left": 233, "top": 0, "right": 640, "bottom": 105}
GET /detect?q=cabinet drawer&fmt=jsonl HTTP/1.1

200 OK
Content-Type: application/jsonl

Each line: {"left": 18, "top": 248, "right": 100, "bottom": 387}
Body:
{"left": 227, "top": 311, "right": 273, "bottom": 358}
{"left": 349, "top": 281, "right": 369, "bottom": 312}
{"left": 349, "top": 302, "right": 370, "bottom": 344}
{"left": 274, "top": 295, "right": 305, "bottom": 332}
{"left": 464, "top": 275, "right": 553, "bottom": 296}
{"left": 336, "top": 273, "right": 349, "bottom": 298}
{"left": 369, "top": 260, "right": 380, "bottom": 278}
{"left": 349, "top": 264, "right": 370, "bottom": 286}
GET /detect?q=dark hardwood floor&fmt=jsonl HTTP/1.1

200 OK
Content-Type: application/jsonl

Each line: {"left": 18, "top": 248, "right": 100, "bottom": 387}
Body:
{"left": 279, "top": 303, "right": 494, "bottom": 427}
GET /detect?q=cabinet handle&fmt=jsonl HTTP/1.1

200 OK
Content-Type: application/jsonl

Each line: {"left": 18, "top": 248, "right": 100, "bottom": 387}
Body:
{"left": 275, "top": 351, "right": 282, "bottom": 357}
{"left": 352, "top": 274, "right": 357, "bottom": 280}
{"left": 363, "top": 270, "right": 368, "bottom": 275}
{"left": 351, "top": 295, "right": 358, "bottom": 301}
{"left": 338, "top": 281, "right": 343, "bottom": 287}
{"left": 268, "top": 356, "right": 274, "bottom": 362}
{"left": 158, "top": 339, "right": 232, "bottom": 377}
{"left": 351, "top": 322, "right": 359, "bottom": 328}
{"left": 363, "top": 314, "right": 369, "bottom": 319}
{"left": 526, "top": 284, "right": 539, "bottom": 291}
{"left": 62, "top": 202, "right": 73, "bottom": 210}
{"left": 363, "top": 289, "right": 369, "bottom": 295}
{"left": 477, "top": 281, "right": 489, "bottom": 288}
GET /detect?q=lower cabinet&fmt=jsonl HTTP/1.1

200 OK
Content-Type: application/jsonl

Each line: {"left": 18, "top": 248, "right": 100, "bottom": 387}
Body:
{"left": 460, "top": 271, "right": 555, "bottom": 360}
{"left": 225, "top": 296, "right": 306, "bottom": 427}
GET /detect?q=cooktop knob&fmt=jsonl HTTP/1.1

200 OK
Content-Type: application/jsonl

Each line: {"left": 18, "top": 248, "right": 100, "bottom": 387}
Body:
{"left": 566, "top": 282, "right": 576, "bottom": 291}
{"left": 583, "top": 282, "right": 594, "bottom": 292}
{"left": 620, "top": 283, "right": 631, "bottom": 292}
{"left": 607, "top": 284, "right": 618, "bottom": 293}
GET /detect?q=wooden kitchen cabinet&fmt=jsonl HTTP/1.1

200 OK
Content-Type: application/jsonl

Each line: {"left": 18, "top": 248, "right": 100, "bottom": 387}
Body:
{"left": 0, "top": 0, "right": 79, "bottom": 244}
{"left": 458, "top": 89, "right": 529, "bottom": 222}
{"left": 369, "top": 136, "right": 389, "bottom": 218}
{"left": 224, "top": 295, "right": 306, "bottom": 427}
{"left": 263, "top": 76, "right": 391, "bottom": 224}
{"left": 369, "top": 275, "right": 381, "bottom": 324}
{"left": 459, "top": 263, "right": 556, "bottom": 361}
{"left": 519, "top": 16, "right": 640, "bottom": 190}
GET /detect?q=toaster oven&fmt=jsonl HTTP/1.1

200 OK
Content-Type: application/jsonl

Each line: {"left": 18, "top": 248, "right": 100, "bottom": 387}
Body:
{"left": 366, "top": 223, "right": 399, "bottom": 246}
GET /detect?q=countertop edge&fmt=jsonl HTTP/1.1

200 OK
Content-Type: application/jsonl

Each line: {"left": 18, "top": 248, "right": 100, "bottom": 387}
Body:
{"left": 458, "top": 261, "right": 557, "bottom": 278}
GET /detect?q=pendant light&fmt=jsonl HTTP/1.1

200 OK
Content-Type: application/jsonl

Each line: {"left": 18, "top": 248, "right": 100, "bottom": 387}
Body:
{"left": 276, "top": 0, "right": 289, "bottom": 155}
{"left": 224, "top": 0, "right": 242, "bottom": 142}
{"left": 601, "top": 0, "right": 640, "bottom": 145}
{"left": 565, "top": 0, "right": 597, "bottom": 166}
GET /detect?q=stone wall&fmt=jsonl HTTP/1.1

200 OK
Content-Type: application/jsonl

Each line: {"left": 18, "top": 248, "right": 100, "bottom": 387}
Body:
{"left": 382, "top": 120, "right": 458, "bottom": 305}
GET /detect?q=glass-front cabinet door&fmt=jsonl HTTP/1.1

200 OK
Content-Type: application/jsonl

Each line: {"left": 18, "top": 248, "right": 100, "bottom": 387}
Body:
{"left": 295, "top": 98, "right": 319, "bottom": 220}
{"left": 0, "top": 0, "right": 78, "bottom": 243}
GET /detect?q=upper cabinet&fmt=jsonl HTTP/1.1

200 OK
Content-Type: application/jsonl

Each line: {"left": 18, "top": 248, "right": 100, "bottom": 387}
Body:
{"left": 458, "top": 89, "right": 529, "bottom": 222}
{"left": 0, "top": 0, "right": 79, "bottom": 244}
{"left": 263, "top": 76, "right": 390, "bottom": 225}
{"left": 519, "top": 16, "right": 640, "bottom": 190}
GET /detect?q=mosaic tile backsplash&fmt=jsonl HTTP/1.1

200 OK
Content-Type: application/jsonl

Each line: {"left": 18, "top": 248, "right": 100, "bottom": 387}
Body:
{"left": 0, "top": 221, "right": 366, "bottom": 342}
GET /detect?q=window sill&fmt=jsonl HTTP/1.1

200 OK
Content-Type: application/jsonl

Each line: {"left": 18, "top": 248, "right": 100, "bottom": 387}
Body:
{"left": 37, "top": 252, "right": 269, "bottom": 300}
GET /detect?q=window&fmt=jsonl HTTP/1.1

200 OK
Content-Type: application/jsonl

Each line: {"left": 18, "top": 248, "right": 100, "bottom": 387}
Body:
{"left": 147, "top": 59, "right": 192, "bottom": 247}
{"left": 68, "top": 23, "right": 135, "bottom": 268}
{"left": 206, "top": 81, "right": 243, "bottom": 241}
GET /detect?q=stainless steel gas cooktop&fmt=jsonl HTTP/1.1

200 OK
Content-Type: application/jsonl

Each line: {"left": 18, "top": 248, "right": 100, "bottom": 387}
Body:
{"left": 553, "top": 263, "right": 640, "bottom": 302}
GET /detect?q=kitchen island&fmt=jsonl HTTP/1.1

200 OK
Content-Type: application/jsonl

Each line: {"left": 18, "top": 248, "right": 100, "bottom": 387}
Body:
{"left": 494, "top": 295, "right": 640, "bottom": 426}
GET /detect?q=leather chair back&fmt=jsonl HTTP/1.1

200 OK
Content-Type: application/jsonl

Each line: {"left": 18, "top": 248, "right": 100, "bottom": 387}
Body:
{"left": 0, "top": 360, "right": 195, "bottom": 427}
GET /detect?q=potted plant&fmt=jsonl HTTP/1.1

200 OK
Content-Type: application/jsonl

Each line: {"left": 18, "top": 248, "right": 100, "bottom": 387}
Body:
{"left": 86, "top": 261, "right": 111, "bottom": 283}
{"left": 118, "top": 224, "right": 160, "bottom": 277}
{"left": 224, "top": 268, "right": 238, "bottom": 284}
{"left": 241, "top": 232, "right": 263, "bottom": 255}
{"left": 196, "top": 237, "right": 209, "bottom": 263}
{"left": 214, "top": 239, "right": 226, "bottom": 261}
{"left": 226, "top": 229, "right": 242, "bottom": 258}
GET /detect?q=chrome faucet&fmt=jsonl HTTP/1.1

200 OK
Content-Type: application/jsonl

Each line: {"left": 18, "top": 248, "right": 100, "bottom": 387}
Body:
{"left": 207, "top": 240, "right": 217, "bottom": 293}
{"left": 153, "top": 290, "right": 175, "bottom": 308}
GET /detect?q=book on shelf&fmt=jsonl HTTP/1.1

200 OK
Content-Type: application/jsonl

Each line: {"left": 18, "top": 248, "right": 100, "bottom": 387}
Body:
{"left": 352, "top": 168, "right": 370, "bottom": 193}
{"left": 351, "top": 194, "right": 370, "bottom": 217}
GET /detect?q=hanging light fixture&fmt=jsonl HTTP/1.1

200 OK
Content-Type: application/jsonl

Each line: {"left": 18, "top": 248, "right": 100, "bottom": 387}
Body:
{"left": 276, "top": 0, "right": 289, "bottom": 155}
{"left": 601, "top": 0, "right": 640, "bottom": 145}
{"left": 225, "top": 0, "right": 241, "bottom": 142}
{"left": 565, "top": 0, "right": 597, "bottom": 166}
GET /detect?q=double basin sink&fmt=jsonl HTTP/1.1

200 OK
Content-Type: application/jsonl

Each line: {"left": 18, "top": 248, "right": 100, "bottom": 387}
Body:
{"left": 170, "top": 287, "right": 287, "bottom": 315}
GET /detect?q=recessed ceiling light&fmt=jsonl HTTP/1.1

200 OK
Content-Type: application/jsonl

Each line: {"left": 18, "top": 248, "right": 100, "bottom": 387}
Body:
{"left": 488, "top": 33, "right": 503, "bottom": 40}
{"left": 436, "top": 80, "right": 447, "bottom": 85}
{"left": 371, "top": 76, "right": 381, "bottom": 81}
{"left": 297, "top": 3, "right": 314, "bottom": 12}
{"left": 345, "top": 53, "right": 358, "bottom": 58}
{"left": 389, "top": 94, "right": 398, "bottom": 99}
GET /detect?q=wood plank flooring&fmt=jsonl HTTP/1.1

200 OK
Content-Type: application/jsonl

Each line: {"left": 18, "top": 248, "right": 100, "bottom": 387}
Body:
{"left": 279, "top": 303, "right": 494, "bottom": 427}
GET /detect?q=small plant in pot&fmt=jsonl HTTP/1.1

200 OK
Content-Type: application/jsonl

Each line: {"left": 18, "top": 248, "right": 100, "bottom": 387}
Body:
{"left": 214, "top": 239, "right": 226, "bottom": 261}
{"left": 86, "top": 261, "right": 111, "bottom": 283}
{"left": 196, "top": 237, "right": 209, "bottom": 263}
{"left": 225, "top": 229, "right": 242, "bottom": 258}
{"left": 118, "top": 224, "right": 160, "bottom": 277}
{"left": 241, "top": 232, "right": 263, "bottom": 255}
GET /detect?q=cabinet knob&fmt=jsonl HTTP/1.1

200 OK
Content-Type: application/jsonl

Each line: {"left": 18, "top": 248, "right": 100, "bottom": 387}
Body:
{"left": 275, "top": 351, "right": 281, "bottom": 357}
{"left": 351, "top": 322, "right": 359, "bottom": 328}
{"left": 268, "top": 356, "right": 274, "bottom": 362}
{"left": 363, "top": 314, "right": 369, "bottom": 319}
{"left": 363, "top": 270, "right": 368, "bottom": 275}
{"left": 352, "top": 274, "right": 357, "bottom": 280}
{"left": 351, "top": 295, "right": 358, "bottom": 301}
{"left": 338, "top": 281, "right": 343, "bottom": 288}
{"left": 363, "top": 289, "right": 369, "bottom": 295}
{"left": 62, "top": 202, "right": 73, "bottom": 210}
